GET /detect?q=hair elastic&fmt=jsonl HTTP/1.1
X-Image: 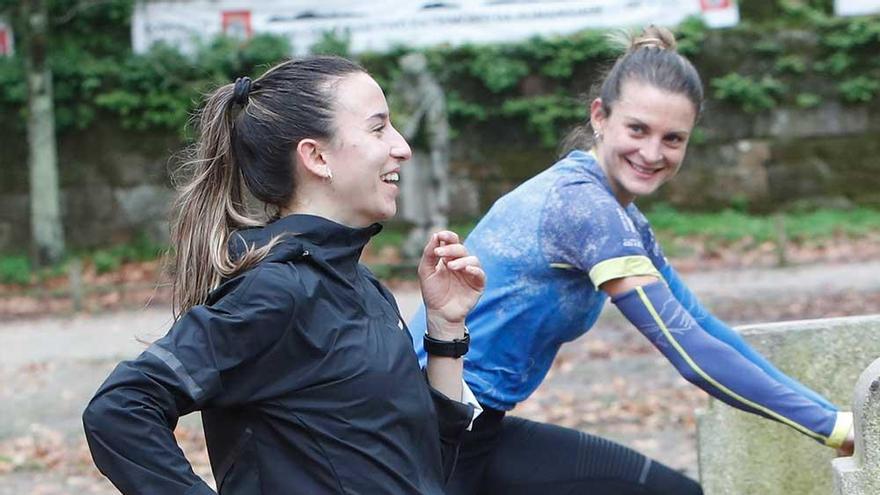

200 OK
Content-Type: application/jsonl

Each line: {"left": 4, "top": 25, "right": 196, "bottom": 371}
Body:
{"left": 633, "top": 37, "right": 666, "bottom": 50}
{"left": 233, "top": 77, "right": 253, "bottom": 106}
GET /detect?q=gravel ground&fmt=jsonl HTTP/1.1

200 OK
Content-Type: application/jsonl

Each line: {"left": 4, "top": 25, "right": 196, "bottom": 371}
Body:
{"left": 2, "top": 260, "right": 879, "bottom": 494}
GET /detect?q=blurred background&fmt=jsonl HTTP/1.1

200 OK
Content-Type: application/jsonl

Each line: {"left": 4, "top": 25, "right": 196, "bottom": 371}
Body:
{"left": 1, "top": 0, "right": 879, "bottom": 493}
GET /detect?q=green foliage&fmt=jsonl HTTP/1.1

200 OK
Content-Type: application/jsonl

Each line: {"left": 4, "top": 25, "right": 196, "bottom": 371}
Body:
{"left": 711, "top": 73, "right": 786, "bottom": 113}
{"left": 1, "top": 4, "right": 879, "bottom": 143}
{"left": 92, "top": 47, "right": 193, "bottom": 130}
{"left": 0, "top": 1, "right": 130, "bottom": 131}
{"left": 0, "top": 255, "right": 32, "bottom": 285}
{"left": 777, "top": 1, "right": 831, "bottom": 25}
{"left": 46, "top": 0, "right": 135, "bottom": 57}
{"left": 783, "top": 207, "right": 880, "bottom": 238}
{"left": 445, "top": 90, "right": 489, "bottom": 122}
{"left": 500, "top": 93, "right": 586, "bottom": 147}
{"left": 753, "top": 40, "right": 784, "bottom": 56}
{"left": 689, "top": 127, "right": 707, "bottom": 145}
{"left": 795, "top": 92, "right": 821, "bottom": 108}
{"left": 369, "top": 228, "right": 406, "bottom": 255}
{"left": 92, "top": 232, "right": 165, "bottom": 269}
{"left": 527, "top": 31, "right": 617, "bottom": 79}
{"left": 838, "top": 76, "right": 880, "bottom": 103}
{"left": 0, "top": 57, "right": 26, "bottom": 109}
{"left": 371, "top": 220, "right": 478, "bottom": 255}
{"left": 310, "top": 29, "right": 352, "bottom": 57}
{"left": 91, "top": 249, "right": 122, "bottom": 274}
{"left": 675, "top": 16, "right": 708, "bottom": 58}
{"left": 197, "top": 34, "right": 292, "bottom": 79}
{"left": 703, "top": 8, "right": 879, "bottom": 111}
{"left": 82, "top": 34, "right": 290, "bottom": 132}
{"left": 810, "top": 15, "right": 880, "bottom": 104}
{"left": 0, "top": 233, "right": 166, "bottom": 282}
{"left": 821, "top": 16, "right": 880, "bottom": 51}
{"left": 359, "top": 29, "right": 617, "bottom": 149}
{"left": 84, "top": 232, "right": 166, "bottom": 274}
{"left": 814, "top": 52, "right": 854, "bottom": 75}
{"left": 774, "top": 55, "right": 807, "bottom": 74}
{"left": 646, "top": 205, "right": 880, "bottom": 244}
{"left": 0, "top": 0, "right": 293, "bottom": 134}
{"left": 467, "top": 46, "right": 531, "bottom": 93}
{"left": 648, "top": 205, "right": 768, "bottom": 241}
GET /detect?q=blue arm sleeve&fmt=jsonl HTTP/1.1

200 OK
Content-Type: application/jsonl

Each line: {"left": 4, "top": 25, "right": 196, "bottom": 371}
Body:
{"left": 660, "top": 264, "right": 836, "bottom": 411}
{"left": 612, "top": 281, "right": 850, "bottom": 447}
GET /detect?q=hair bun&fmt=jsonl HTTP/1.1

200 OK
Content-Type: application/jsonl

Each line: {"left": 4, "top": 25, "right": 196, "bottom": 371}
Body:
{"left": 630, "top": 25, "right": 677, "bottom": 52}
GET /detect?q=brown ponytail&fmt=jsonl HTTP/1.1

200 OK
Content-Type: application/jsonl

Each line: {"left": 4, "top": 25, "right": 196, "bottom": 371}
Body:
{"left": 169, "top": 56, "right": 366, "bottom": 319}
{"left": 169, "top": 84, "right": 269, "bottom": 318}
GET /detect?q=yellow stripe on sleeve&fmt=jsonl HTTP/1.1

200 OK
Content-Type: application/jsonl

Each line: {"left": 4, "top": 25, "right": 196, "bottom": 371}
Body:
{"left": 589, "top": 256, "right": 661, "bottom": 288}
{"left": 634, "top": 286, "right": 828, "bottom": 445}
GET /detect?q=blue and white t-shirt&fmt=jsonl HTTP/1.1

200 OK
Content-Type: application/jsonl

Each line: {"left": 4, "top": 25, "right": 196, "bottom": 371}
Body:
{"left": 409, "top": 150, "right": 849, "bottom": 448}
{"left": 411, "top": 150, "right": 664, "bottom": 411}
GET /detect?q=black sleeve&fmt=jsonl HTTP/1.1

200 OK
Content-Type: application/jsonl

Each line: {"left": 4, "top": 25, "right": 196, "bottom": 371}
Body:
{"left": 82, "top": 264, "right": 296, "bottom": 495}
{"left": 425, "top": 378, "right": 475, "bottom": 482}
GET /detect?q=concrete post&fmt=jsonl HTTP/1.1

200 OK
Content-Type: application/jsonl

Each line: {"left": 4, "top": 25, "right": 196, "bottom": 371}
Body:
{"left": 832, "top": 356, "right": 880, "bottom": 494}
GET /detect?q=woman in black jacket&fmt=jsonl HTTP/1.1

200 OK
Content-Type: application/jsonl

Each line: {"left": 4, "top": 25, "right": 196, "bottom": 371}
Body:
{"left": 82, "top": 56, "right": 485, "bottom": 494}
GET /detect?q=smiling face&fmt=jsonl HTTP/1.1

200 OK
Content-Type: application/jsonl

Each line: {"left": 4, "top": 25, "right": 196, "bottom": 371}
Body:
{"left": 320, "top": 72, "right": 412, "bottom": 227}
{"left": 591, "top": 79, "right": 697, "bottom": 205}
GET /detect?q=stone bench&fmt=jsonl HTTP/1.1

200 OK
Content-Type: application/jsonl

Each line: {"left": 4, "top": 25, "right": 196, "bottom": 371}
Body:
{"left": 697, "top": 314, "right": 880, "bottom": 495}
{"left": 833, "top": 356, "right": 880, "bottom": 495}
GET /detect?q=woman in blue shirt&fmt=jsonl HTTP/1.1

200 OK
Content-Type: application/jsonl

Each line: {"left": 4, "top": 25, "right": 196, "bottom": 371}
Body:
{"left": 409, "top": 26, "right": 853, "bottom": 494}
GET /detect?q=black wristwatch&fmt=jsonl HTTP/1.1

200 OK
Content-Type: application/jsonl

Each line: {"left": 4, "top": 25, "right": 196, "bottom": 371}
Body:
{"left": 423, "top": 327, "right": 470, "bottom": 358}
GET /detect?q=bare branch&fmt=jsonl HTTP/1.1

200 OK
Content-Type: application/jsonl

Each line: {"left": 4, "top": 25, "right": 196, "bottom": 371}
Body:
{"left": 53, "top": 0, "right": 120, "bottom": 25}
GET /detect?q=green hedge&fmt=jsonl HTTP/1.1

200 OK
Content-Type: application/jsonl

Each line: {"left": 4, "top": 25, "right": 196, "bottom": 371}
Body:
{"left": 1, "top": 2, "right": 878, "bottom": 149}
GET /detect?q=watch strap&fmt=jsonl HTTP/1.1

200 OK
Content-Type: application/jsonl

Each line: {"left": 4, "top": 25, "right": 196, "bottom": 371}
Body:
{"left": 423, "top": 328, "right": 470, "bottom": 358}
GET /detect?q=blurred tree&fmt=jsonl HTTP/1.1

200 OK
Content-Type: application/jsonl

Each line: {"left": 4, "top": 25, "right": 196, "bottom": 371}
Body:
{"left": 18, "top": 0, "right": 64, "bottom": 266}
{"left": 0, "top": 0, "right": 129, "bottom": 265}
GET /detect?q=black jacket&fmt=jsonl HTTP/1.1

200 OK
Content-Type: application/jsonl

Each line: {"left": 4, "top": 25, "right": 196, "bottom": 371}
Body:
{"left": 83, "top": 214, "right": 474, "bottom": 494}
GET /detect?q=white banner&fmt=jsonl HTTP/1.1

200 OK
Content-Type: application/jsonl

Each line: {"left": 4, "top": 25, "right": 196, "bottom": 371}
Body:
{"left": 132, "top": 0, "right": 740, "bottom": 55}
{"left": 835, "top": 0, "right": 880, "bottom": 16}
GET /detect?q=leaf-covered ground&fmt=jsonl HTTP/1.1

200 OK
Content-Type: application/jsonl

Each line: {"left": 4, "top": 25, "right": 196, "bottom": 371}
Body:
{"left": 2, "top": 239, "right": 879, "bottom": 494}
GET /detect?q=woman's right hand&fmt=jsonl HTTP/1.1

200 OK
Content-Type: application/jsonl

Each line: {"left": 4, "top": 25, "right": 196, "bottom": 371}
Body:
{"left": 417, "top": 230, "right": 485, "bottom": 339}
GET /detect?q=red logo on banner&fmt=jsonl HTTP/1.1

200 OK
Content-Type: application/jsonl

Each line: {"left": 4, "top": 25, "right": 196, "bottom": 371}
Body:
{"left": 700, "top": 0, "right": 731, "bottom": 10}
{"left": 222, "top": 10, "right": 252, "bottom": 39}
{"left": 0, "top": 29, "right": 9, "bottom": 56}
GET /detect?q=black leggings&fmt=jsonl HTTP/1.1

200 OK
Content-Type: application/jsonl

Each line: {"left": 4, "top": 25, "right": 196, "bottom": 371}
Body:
{"left": 447, "top": 408, "right": 703, "bottom": 495}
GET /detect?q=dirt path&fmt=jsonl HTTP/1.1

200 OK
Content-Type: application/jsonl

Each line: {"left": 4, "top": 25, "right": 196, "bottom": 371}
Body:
{"left": 2, "top": 260, "right": 879, "bottom": 494}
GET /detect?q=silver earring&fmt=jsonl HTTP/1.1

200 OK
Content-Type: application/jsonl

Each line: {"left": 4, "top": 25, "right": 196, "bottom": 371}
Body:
{"left": 325, "top": 168, "right": 333, "bottom": 182}
{"left": 593, "top": 130, "right": 602, "bottom": 142}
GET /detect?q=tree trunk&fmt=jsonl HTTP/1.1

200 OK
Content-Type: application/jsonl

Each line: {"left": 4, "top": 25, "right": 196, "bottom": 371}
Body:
{"left": 22, "top": 0, "right": 64, "bottom": 266}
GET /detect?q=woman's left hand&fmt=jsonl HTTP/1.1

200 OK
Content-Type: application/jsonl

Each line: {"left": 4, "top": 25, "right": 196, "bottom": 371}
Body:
{"left": 417, "top": 231, "right": 485, "bottom": 338}
{"left": 837, "top": 425, "right": 855, "bottom": 457}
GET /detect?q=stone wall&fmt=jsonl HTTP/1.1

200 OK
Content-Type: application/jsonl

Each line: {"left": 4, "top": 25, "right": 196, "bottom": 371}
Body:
{"left": 457, "top": 98, "right": 880, "bottom": 214}
{"left": 669, "top": 99, "right": 880, "bottom": 211}
{"left": 0, "top": 121, "right": 179, "bottom": 251}
{"left": 697, "top": 315, "right": 880, "bottom": 495}
{"left": 3, "top": 97, "right": 879, "bottom": 252}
